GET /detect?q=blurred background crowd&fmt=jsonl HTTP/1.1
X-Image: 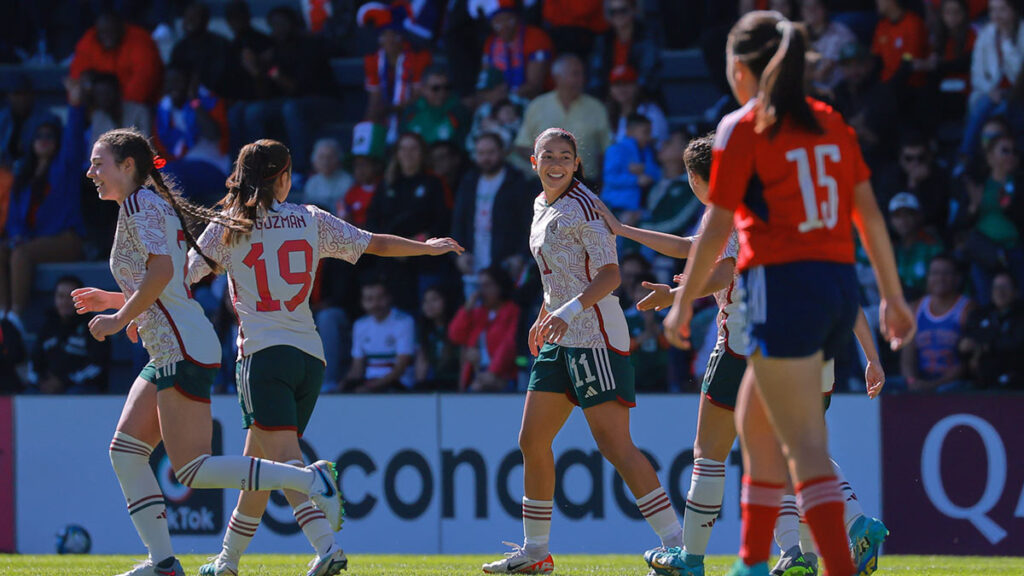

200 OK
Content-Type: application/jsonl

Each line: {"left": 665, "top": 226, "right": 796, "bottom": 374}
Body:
{"left": 0, "top": 0, "right": 1021, "bottom": 397}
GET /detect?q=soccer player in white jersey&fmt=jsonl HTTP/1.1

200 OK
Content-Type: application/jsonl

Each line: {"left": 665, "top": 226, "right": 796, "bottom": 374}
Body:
{"left": 481, "top": 128, "right": 683, "bottom": 575}
{"left": 71, "top": 130, "right": 346, "bottom": 576}
{"left": 595, "top": 134, "right": 889, "bottom": 576}
{"left": 184, "top": 139, "right": 463, "bottom": 576}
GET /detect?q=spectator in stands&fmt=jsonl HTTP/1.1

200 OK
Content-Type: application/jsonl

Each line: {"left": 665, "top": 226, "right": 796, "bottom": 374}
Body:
{"left": 801, "top": 0, "right": 857, "bottom": 93}
{"left": 415, "top": 285, "right": 459, "bottom": 390}
{"left": 169, "top": 1, "right": 234, "bottom": 99}
{"left": 602, "top": 114, "right": 660, "bottom": 216}
{"left": 452, "top": 132, "right": 530, "bottom": 296}
{"left": 466, "top": 68, "right": 529, "bottom": 153}
{"left": 223, "top": 0, "right": 273, "bottom": 102}
{"left": 961, "top": 134, "right": 1024, "bottom": 304}
{"left": 449, "top": 265, "right": 520, "bottom": 392}
{"left": 361, "top": 2, "right": 433, "bottom": 142}
{"left": 481, "top": 0, "right": 554, "bottom": 100}
{"left": 402, "top": 66, "right": 470, "bottom": 145}
{"left": 902, "top": 255, "right": 974, "bottom": 391}
{"left": 958, "top": 0, "right": 1024, "bottom": 163}
{"left": 889, "top": 193, "right": 945, "bottom": 301}
{"left": 625, "top": 272, "right": 669, "bottom": 391}
{"left": 833, "top": 41, "right": 900, "bottom": 166}
{"left": 642, "top": 131, "right": 706, "bottom": 278}
{"left": 29, "top": 275, "right": 109, "bottom": 394}
{"left": 962, "top": 270, "right": 1024, "bottom": 389}
{"left": 542, "top": 0, "right": 607, "bottom": 59}
{"left": 0, "top": 81, "right": 86, "bottom": 329}
{"left": 931, "top": 0, "right": 976, "bottom": 116}
{"left": 343, "top": 156, "right": 384, "bottom": 227}
{"left": 871, "top": 0, "right": 931, "bottom": 88}
{"left": 69, "top": 11, "right": 163, "bottom": 105}
{"left": 229, "top": 6, "right": 342, "bottom": 173}
{"left": 0, "top": 314, "right": 25, "bottom": 394}
{"left": 515, "top": 54, "right": 612, "bottom": 181}
{"left": 340, "top": 279, "right": 416, "bottom": 392}
{"left": 300, "top": 138, "right": 354, "bottom": 211}
{"left": 0, "top": 75, "right": 58, "bottom": 166}
{"left": 430, "top": 140, "right": 466, "bottom": 204}
{"left": 588, "top": 0, "right": 662, "bottom": 98}
{"left": 606, "top": 65, "right": 669, "bottom": 145}
{"left": 877, "top": 133, "right": 954, "bottom": 236}
{"left": 85, "top": 72, "right": 151, "bottom": 150}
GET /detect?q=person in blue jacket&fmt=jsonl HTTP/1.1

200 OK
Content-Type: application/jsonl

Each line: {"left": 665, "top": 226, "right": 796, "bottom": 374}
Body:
{"left": 0, "top": 81, "right": 86, "bottom": 330}
{"left": 602, "top": 113, "right": 660, "bottom": 217}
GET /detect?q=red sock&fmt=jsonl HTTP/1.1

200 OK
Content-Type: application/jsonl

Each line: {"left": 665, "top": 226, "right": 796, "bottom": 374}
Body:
{"left": 740, "top": 476, "right": 784, "bottom": 566}
{"left": 796, "top": 476, "right": 856, "bottom": 576}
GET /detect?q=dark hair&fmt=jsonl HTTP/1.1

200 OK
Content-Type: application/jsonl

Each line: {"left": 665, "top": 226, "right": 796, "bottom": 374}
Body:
{"left": 684, "top": 132, "right": 715, "bottom": 182}
{"left": 480, "top": 265, "right": 514, "bottom": 302}
{"left": 621, "top": 251, "right": 652, "bottom": 273}
{"left": 992, "top": 268, "right": 1019, "bottom": 289}
{"left": 267, "top": 6, "right": 302, "bottom": 29}
{"left": 387, "top": 132, "right": 428, "bottom": 184}
{"left": 361, "top": 276, "right": 391, "bottom": 295}
{"left": 899, "top": 130, "right": 929, "bottom": 151}
{"left": 97, "top": 128, "right": 247, "bottom": 272}
{"left": 14, "top": 120, "right": 61, "bottom": 202}
{"left": 936, "top": 0, "right": 971, "bottom": 58}
{"left": 55, "top": 275, "right": 84, "bottom": 290}
{"left": 490, "top": 98, "right": 522, "bottom": 119}
{"left": 218, "top": 139, "right": 292, "bottom": 244}
{"left": 728, "top": 11, "right": 822, "bottom": 136}
{"left": 225, "top": 0, "right": 251, "bottom": 20}
{"left": 533, "top": 127, "right": 586, "bottom": 181}
{"left": 474, "top": 131, "right": 506, "bottom": 152}
{"left": 626, "top": 113, "right": 651, "bottom": 128}
{"left": 929, "top": 253, "right": 960, "bottom": 272}
{"left": 422, "top": 64, "right": 450, "bottom": 80}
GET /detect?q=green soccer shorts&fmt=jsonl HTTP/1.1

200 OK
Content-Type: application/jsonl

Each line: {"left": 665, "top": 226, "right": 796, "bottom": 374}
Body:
{"left": 235, "top": 345, "right": 325, "bottom": 436}
{"left": 528, "top": 343, "right": 636, "bottom": 408}
{"left": 140, "top": 360, "right": 217, "bottom": 402}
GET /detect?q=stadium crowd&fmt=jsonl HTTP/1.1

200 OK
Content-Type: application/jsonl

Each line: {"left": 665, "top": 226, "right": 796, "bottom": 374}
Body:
{"left": 0, "top": 0, "right": 1021, "bottom": 395}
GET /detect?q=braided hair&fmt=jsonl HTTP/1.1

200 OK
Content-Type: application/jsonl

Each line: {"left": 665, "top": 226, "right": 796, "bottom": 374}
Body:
{"left": 218, "top": 139, "right": 292, "bottom": 244}
{"left": 96, "top": 128, "right": 249, "bottom": 271}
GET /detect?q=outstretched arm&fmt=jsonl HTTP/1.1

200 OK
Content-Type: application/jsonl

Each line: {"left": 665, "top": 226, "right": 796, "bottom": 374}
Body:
{"left": 593, "top": 195, "right": 693, "bottom": 258}
{"left": 365, "top": 234, "right": 464, "bottom": 257}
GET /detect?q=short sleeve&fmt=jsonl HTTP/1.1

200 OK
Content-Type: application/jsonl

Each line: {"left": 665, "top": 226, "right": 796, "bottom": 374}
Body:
{"left": 187, "top": 222, "right": 231, "bottom": 284}
{"left": 707, "top": 116, "right": 756, "bottom": 212}
{"left": 526, "top": 28, "right": 553, "bottom": 62}
{"left": 314, "top": 206, "right": 372, "bottom": 264}
{"left": 396, "top": 315, "right": 416, "bottom": 356}
{"left": 578, "top": 220, "right": 618, "bottom": 271}
{"left": 514, "top": 100, "right": 540, "bottom": 149}
{"left": 127, "top": 196, "right": 171, "bottom": 258}
{"left": 364, "top": 55, "right": 380, "bottom": 90}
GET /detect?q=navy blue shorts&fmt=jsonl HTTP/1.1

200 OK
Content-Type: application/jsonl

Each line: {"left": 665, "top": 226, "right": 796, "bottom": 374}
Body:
{"left": 737, "top": 261, "right": 859, "bottom": 359}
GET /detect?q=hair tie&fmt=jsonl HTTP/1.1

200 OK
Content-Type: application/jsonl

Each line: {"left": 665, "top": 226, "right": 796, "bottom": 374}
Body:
{"left": 263, "top": 157, "right": 292, "bottom": 181}
{"left": 152, "top": 154, "right": 167, "bottom": 170}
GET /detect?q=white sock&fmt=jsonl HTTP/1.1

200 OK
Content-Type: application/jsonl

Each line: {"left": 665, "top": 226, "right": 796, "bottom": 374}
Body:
{"left": 682, "top": 458, "right": 725, "bottom": 556}
{"left": 221, "top": 510, "right": 260, "bottom": 567}
{"left": 799, "top": 517, "right": 816, "bottom": 555}
{"left": 832, "top": 459, "right": 864, "bottom": 533}
{"left": 522, "top": 497, "right": 553, "bottom": 558}
{"left": 774, "top": 494, "right": 800, "bottom": 552}
{"left": 637, "top": 486, "right": 683, "bottom": 548}
{"left": 174, "top": 455, "right": 313, "bottom": 492}
{"left": 293, "top": 500, "right": 335, "bottom": 557}
{"left": 109, "top": 432, "right": 174, "bottom": 563}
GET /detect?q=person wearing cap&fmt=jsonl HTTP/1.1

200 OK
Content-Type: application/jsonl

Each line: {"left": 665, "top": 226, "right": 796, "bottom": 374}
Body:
{"left": 481, "top": 0, "right": 554, "bottom": 100}
{"left": 889, "top": 192, "right": 944, "bottom": 299}
{"left": 401, "top": 65, "right": 471, "bottom": 145}
{"left": 588, "top": 0, "right": 661, "bottom": 98}
{"left": 360, "top": 1, "right": 434, "bottom": 140}
{"left": 606, "top": 65, "right": 668, "bottom": 145}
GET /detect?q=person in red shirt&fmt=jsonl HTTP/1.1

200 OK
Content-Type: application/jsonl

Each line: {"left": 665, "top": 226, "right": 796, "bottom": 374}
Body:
{"left": 871, "top": 0, "right": 930, "bottom": 86}
{"left": 448, "top": 265, "right": 521, "bottom": 391}
{"left": 663, "top": 12, "right": 915, "bottom": 576}
{"left": 482, "top": 1, "right": 554, "bottom": 99}
{"left": 69, "top": 12, "right": 163, "bottom": 105}
{"left": 541, "top": 0, "right": 607, "bottom": 59}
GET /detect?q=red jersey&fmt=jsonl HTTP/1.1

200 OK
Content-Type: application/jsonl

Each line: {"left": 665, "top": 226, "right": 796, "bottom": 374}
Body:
{"left": 708, "top": 98, "right": 871, "bottom": 271}
{"left": 871, "top": 11, "right": 930, "bottom": 85}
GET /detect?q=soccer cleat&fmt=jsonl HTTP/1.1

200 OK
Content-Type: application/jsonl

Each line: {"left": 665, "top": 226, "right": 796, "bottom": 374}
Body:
{"left": 770, "top": 546, "right": 817, "bottom": 576}
{"left": 116, "top": 557, "right": 186, "bottom": 576}
{"left": 725, "top": 559, "right": 770, "bottom": 576}
{"left": 849, "top": 516, "right": 888, "bottom": 576}
{"left": 307, "top": 460, "right": 345, "bottom": 532}
{"left": 481, "top": 542, "right": 554, "bottom": 574}
{"left": 644, "top": 546, "right": 704, "bottom": 576}
{"left": 197, "top": 556, "right": 238, "bottom": 576}
{"left": 306, "top": 544, "right": 348, "bottom": 576}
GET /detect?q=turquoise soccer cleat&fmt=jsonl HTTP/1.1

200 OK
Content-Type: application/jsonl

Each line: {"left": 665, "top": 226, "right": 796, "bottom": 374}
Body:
{"left": 849, "top": 516, "right": 888, "bottom": 576}
{"left": 725, "top": 559, "right": 770, "bottom": 576}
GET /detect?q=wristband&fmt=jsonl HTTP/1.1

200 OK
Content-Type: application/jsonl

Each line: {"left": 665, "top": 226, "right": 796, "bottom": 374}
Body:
{"left": 551, "top": 297, "right": 584, "bottom": 324}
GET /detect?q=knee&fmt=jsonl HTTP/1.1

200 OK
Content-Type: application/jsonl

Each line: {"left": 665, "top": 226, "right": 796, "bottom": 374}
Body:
{"left": 593, "top": 432, "right": 633, "bottom": 468}
{"left": 518, "top": 427, "right": 551, "bottom": 459}
{"left": 171, "top": 453, "right": 211, "bottom": 488}
{"left": 109, "top": 432, "right": 154, "bottom": 467}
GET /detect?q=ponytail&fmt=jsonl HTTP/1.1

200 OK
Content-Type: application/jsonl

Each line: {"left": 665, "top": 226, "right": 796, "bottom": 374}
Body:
{"left": 729, "top": 12, "right": 822, "bottom": 136}
{"left": 219, "top": 139, "right": 292, "bottom": 244}
{"left": 148, "top": 168, "right": 222, "bottom": 273}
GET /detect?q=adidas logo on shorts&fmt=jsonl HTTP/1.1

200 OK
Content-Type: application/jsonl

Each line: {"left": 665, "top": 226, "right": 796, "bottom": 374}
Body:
{"left": 585, "top": 387, "right": 597, "bottom": 398}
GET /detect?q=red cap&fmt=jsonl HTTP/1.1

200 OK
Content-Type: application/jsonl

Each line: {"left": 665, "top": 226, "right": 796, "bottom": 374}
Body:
{"left": 609, "top": 65, "right": 638, "bottom": 85}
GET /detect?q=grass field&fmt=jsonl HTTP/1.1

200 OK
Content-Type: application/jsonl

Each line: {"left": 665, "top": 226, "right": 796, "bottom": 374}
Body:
{"left": 2, "top": 554, "right": 1024, "bottom": 576}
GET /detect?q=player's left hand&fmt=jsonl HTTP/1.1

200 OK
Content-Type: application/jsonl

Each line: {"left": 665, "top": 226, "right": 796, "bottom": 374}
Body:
{"left": 536, "top": 314, "right": 569, "bottom": 344}
{"left": 663, "top": 301, "right": 692, "bottom": 350}
{"left": 636, "top": 281, "right": 674, "bottom": 311}
{"left": 865, "top": 359, "right": 885, "bottom": 399}
{"left": 89, "top": 313, "right": 127, "bottom": 342}
{"left": 425, "top": 237, "right": 465, "bottom": 256}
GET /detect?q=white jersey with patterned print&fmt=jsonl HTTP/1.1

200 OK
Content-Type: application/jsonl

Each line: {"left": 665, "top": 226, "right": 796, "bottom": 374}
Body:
{"left": 188, "top": 201, "right": 372, "bottom": 362}
{"left": 110, "top": 188, "right": 220, "bottom": 369}
{"left": 530, "top": 179, "right": 629, "bottom": 352}
{"left": 687, "top": 210, "right": 743, "bottom": 355}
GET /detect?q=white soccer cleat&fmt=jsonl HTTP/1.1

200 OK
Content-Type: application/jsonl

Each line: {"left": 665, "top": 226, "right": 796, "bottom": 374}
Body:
{"left": 306, "top": 544, "right": 348, "bottom": 576}
{"left": 197, "top": 555, "right": 238, "bottom": 576}
{"left": 306, "top": 460, "right": 345, "bottom": 531}
{"left": 482, "top": 542, "right": 554, "bottom": 574}
{"left": 115, "top": 558, "right": 186, "bottom": 576}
